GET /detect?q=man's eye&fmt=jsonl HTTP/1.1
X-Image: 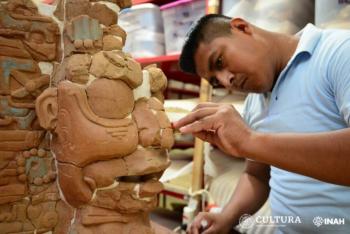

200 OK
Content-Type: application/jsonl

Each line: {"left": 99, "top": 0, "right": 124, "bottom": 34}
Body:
{"left": 216, "top": 56, "right": 223, "bottom": 70}
{"left": 209, "top": 77, "right": 220, "bottom": 88}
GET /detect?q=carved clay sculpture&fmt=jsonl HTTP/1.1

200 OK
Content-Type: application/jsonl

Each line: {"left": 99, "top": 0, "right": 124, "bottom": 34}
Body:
{"left": 1, "top": 0, "right": 173, "bottom": 233}
{"left": 0, "top": 1, "right": 64, "bottom": 233}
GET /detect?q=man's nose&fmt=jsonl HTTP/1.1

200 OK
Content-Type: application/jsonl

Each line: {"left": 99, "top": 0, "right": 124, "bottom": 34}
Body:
{"left": 216, "top": 70, "right": 234, "bottom": 88}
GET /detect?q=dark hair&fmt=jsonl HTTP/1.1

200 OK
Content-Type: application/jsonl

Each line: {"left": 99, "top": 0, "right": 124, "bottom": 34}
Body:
{"left": 179, "top": 14, "right": 232, "bottom": 75}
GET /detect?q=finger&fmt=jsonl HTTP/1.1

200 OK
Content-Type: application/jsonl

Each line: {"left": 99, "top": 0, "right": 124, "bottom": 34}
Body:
{"left": 202, "top": 226, "right": 216, "bottom": 234}
{"left": 179, "top": 115, "right": 215, "bottom": 134}
{"left": 173, "top": 108, "right": 217, "bottom": 130}
{"left": 193, "top": 131, "right": 216, "bottom": 145}
{"left": 186, "top": 224, "right": 191, "bottom": 234}
{"left": 190, "top": 223, "right": 199, "bottom": 234}
{"left": 191, "top": 102, "right": 219, "bottom": 112}
{"left": 190, "top": 213, "right": 210, "bottom": 233}
{"left": 187, "top": 220, "right": 200, "bottom": 234}
{"left": 192, "top": 217, "right": 204, "bottom": 231}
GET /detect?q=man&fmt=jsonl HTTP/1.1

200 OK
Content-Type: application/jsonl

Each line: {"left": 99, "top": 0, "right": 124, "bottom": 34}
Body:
{"left": 173, "top": 14, "right": 350, "bottom": 234}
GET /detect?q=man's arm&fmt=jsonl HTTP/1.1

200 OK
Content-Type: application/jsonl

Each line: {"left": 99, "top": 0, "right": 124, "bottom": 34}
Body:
{"left": 222, "top": 160, "right": 270, "bottom": 226}
{"left": 174, "top": 103, "right": 350, "bottom": 187}
{"left": 242, "top": 129, "right": 350, "bottom": 186}
{"left": 188, "top": 160, "right": 270, "bottom": 234}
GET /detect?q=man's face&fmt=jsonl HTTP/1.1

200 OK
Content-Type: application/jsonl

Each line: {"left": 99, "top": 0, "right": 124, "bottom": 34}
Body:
{"left": 194, "top": 30, "right": 275, "bottom": 93}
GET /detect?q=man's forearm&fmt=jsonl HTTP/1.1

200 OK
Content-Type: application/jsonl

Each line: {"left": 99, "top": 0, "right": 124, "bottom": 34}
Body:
{"left": 241, "top": 128, "right": 350, "bottom": 186}
{"left": 222, "top": 171, "right": 270, "bottom": 226}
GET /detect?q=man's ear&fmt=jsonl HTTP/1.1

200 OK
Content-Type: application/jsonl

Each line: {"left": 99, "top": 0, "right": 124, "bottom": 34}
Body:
{"left": 35, "top": 88, "right": 58, "bottom": 130}
{"left": 230, "top": 18, "right": 252, "bottom": 35}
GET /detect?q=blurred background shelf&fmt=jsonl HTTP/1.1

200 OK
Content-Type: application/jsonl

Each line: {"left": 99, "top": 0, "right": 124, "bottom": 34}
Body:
{"left": 132, "top": 0, "right": 174, "bottom": 5}
{"left": 135, "top": 54, "right": 180, "bottom": 64}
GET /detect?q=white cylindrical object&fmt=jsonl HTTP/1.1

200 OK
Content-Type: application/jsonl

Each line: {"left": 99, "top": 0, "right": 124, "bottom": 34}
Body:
{"left": 182, "top": 206, "right": 196, "bottom": 225}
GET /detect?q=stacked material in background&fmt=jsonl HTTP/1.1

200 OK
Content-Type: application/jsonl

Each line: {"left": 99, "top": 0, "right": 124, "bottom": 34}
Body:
{"left": 161, "top": 0, "right": 206, "bottom": 55}
{"left": 119, "top": 4, "right": 165, "bottom": 57}
{"left": 316, "top": 0, "right": 350, "bottom": 29}
{"left": 223, "top": 0, "right": 315, "bottom": 34}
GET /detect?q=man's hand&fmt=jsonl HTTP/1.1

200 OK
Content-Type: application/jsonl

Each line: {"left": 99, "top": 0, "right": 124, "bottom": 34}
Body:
{"left": 173, "top": 102, "right": 252, "bottom": 156}
{"left": 187, "top": 212, "right": 233, "bottom": 234}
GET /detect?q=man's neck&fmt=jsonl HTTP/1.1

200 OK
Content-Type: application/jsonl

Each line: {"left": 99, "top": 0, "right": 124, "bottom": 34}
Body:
{"left": 274, "top": 33, "right": 299, "bottom": 74}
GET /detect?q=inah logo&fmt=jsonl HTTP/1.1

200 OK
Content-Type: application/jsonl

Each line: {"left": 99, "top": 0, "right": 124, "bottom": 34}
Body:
{"left": 324, "top": 218, "right": 345, "bottom": 225}
{"left": 313, "top": 216, "right": 345, "bottom": 227}
{"left": 313, "top": 216, "right": 323, "bottom": 227}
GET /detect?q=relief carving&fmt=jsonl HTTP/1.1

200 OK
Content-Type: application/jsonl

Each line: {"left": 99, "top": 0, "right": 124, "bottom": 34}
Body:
{"left": 0, "top": 0, "right": 64, "bottom": 232}
{"left": 1, "top": 0, "right": 173, "bottom": 233}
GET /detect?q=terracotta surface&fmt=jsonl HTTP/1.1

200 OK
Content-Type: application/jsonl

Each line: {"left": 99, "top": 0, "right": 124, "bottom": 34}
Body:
{"left": 0, "top": 0, "right": 173, "bottom": 233}
{"left": 66, "top": 54, "right": 92, "bottom": 84}
{"left": 145, "top": 65, "right": 168, "bottom": 103}
{"left": 90, "top": 51, "right": 143, "bottom": 88}
{"left": 0, "top": 1, "right": 63, "bottom": 233}
{"left": 87, "top": 78, "right": 135, "bottom": 119}
{"left": 133, "top": 99, "right": 174, "bottom": 149}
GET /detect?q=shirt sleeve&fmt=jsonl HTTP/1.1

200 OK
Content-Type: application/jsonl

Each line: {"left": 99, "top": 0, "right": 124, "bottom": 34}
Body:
{"left": 329, "top": 38, "right": 350, "bottom": 126}
{"left": 242, "top": 93, "right": 253, "bottom": 126}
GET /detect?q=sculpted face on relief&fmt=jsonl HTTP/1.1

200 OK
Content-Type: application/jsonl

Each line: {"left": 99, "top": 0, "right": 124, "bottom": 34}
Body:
{"left": 36, "top": 50, "right": 173, "bottom": 234}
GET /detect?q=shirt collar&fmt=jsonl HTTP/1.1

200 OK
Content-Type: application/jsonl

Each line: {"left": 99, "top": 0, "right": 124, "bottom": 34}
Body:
{"left": 269, "top": 24, "right": 322, "bottom": 97}
{"left": 293, "top": 23, "right": 322, "bottom": 56}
